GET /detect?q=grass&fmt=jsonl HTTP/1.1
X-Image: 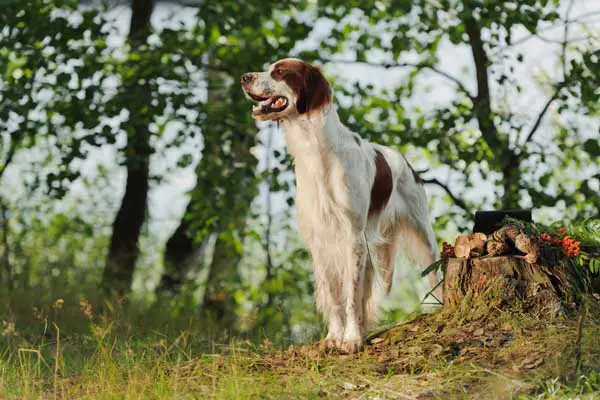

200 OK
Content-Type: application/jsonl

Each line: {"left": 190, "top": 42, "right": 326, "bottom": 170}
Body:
{"left": 1, "top": 291, "right": 600, "bottom": 399}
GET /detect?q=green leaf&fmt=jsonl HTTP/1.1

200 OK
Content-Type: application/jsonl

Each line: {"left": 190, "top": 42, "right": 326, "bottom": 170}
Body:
{"left": 583, "top": 139, "right": 600, "bottom": 157}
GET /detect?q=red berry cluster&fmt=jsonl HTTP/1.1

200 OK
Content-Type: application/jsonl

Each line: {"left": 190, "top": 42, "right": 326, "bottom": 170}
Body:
{"left": 560, "top": 236, "right": 581, "bottom": 257}
{"left": 539, "top": 227, "right": 581, "bottom": 257}
{"left": 441, "top": 241, "right": 455, "bottom": 260}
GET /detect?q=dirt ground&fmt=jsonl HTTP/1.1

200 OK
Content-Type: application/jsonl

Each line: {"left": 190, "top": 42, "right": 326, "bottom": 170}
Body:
{"left": 255, "top": 296, "right": 600, "bottom": 399}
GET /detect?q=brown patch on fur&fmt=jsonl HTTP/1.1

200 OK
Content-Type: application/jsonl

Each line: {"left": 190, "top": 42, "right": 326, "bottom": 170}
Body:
{"left": 368, "top": 150, "right": 393, "bottom": 217}
{"left": 271, "top": 59, "right": 331, "bottom": 114}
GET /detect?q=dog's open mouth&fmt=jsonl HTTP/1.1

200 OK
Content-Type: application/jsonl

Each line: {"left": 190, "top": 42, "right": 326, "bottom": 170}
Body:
{"left": 247, "top": 93, "right": 288, "bottom": 115}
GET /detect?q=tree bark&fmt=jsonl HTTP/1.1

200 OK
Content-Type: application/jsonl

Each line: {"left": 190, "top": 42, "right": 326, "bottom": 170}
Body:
{"left": 443, "top": 248, "right": 583, "bottom": 317}
{"left": 103, "top": 0, "right": 154, "bottom": 296}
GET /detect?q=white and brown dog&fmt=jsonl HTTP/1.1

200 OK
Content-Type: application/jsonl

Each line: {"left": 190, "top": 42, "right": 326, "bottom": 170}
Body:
{"left": 241, "top": 58, "right": 441, "bottom": 353}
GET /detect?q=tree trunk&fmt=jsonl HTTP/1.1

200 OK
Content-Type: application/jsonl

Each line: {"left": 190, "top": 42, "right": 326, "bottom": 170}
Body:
{"left": 443, "top": 248, "right": 584, "bottom": 317}
{"left": 156, "top": 53, "right": 258, "bottom": 324}
{"left": 0, "top": 141, "right": 18, "bottom": 290}
{"left": 202, "top": 230, "right": 245, "bottom": 326}
{"left": 201, "top": 138, "right": 255, "bottom": 326}
{"left": 463, "top": 10, "right": 521, "bottom": 209}
{"left": 157, "top": 64, "right": 227, "bottom": 294}
{"left": 463, "top": 13, "right": 502, "bottom": 152}
{"left": 0, "top": 200, "right": 12, "bottom": 290}
{"left": 200, "top": 69, "right": 258, "bottom": 326}
{"left": 501, "top": 151, "right": 521, "bottom": 209}
{"left": 103, "top": 0, "right": 154, "bottom": 296}
{"left": 157, "top": 201, "right": 210, "bottom": 293}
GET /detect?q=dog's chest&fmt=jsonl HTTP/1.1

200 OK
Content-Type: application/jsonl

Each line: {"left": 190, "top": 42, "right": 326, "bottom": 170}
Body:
{"left": 293, "top": 153, "right": 349, "bottom": 242}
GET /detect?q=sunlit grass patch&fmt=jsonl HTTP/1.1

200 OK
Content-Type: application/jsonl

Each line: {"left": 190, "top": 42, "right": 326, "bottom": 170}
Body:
{"left": 0, "top": 290, "right": 599, "bottom": 399}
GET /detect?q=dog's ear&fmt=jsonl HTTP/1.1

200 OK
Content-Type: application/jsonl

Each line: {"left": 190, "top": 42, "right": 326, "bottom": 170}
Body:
{"left": 297, "top": 65, "right": 331, "bottom": 114}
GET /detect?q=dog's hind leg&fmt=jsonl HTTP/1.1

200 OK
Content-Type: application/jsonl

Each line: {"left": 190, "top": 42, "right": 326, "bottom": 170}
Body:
{"left": 361, "top": 223, "right": 398, "bottom": 331}
{"left": 360, "top": 261, "right": 374, "bottom": 337}
{"left": 340, "top": 238, "right": 368, "bottom": 354}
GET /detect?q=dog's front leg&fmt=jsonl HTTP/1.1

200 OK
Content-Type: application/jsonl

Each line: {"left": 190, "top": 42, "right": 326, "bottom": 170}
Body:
{"left": 313, "top": 255, "right": 344, "bottom": 350}
{"left": 340, "top": 238, "right": 367, "bottom": 354}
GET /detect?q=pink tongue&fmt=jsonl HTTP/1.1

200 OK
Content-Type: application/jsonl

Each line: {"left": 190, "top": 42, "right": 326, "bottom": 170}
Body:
{"left": 260, "top": 97, "right": 274, "bottom": 107}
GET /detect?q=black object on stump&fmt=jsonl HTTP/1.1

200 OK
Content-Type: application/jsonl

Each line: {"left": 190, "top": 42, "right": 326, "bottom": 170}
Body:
{"left": 472, "top": 210, "right": 532, "bottom": 235}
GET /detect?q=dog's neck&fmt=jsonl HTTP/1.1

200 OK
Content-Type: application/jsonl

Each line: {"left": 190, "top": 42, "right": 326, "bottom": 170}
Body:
{"left": 280, "top": 102, "right": 352, "bottom": 161}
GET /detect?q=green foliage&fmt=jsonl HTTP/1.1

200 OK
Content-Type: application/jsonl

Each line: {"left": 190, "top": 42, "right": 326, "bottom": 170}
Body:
{"left": 563, "top": 219, "right": 600, "bottom": 247}
{"left": 5, "top": 184, "right": 113, "bottom": 290}
{"left": 184, "top": 1, "right": 313, "bottom": 242}
{"left": 1, "top": 0, "right": 599, "bottom": 350}
{"left": 0, "top": 0, "right": 110, "bottom": 196}
{"left": 503, "top": 216, "right": 600, "bottom": 276}
{"left": 309, "top": 0, "right": 600, "bottom": 231}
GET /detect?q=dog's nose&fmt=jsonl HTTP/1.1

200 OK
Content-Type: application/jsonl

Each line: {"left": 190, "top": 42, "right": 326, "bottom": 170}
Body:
{"left": 241, "top": 73, "right": 254, "bottom": 83}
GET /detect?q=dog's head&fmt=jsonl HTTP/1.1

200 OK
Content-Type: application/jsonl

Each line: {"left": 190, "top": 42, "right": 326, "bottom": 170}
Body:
{"left": 240, "top": 58, "right": 331, "bottom": 121}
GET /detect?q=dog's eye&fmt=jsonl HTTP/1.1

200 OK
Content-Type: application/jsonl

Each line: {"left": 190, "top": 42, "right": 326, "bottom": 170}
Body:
{"left": 276, "top": 68, "right": 285, "bottom": 75}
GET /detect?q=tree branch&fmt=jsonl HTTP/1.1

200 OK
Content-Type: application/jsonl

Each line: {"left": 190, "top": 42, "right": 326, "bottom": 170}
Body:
{"left": 521, "top": 84, "right": 564, "bottom": 147}
{"left": 0, "top": 139, "right": 18, "bottom": 184}
{"left": 521, "top": 1, "right": 573, "bottom": 149}
{"left": 421, "top": 177, "right": 470, "bottom": 216}
{"left": 562, "top": 0, "right": 576, "bottom": 81}
{"left": 491, "top": 8, "right": 600, "bottom": 59}
{"left": 320, "top": 58, "right": 475, "bottom": 100}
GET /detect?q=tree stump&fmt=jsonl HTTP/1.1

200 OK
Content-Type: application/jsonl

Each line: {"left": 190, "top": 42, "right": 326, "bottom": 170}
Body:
{"left": 443, "top": 247, "right": 584, "bottom": 318}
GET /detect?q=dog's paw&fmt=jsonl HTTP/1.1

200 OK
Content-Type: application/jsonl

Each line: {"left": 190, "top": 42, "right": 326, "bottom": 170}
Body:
{"left": 319, "top": 337, "right": 340, "bottom": 351}
{"left": 339, "top": 339, "right": 363, "bottom": 354}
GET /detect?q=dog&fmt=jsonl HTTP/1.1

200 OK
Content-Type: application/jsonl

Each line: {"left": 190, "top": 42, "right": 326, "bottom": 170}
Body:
{"left": 241, "top": 58, "right": 441, "bottom": 353}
